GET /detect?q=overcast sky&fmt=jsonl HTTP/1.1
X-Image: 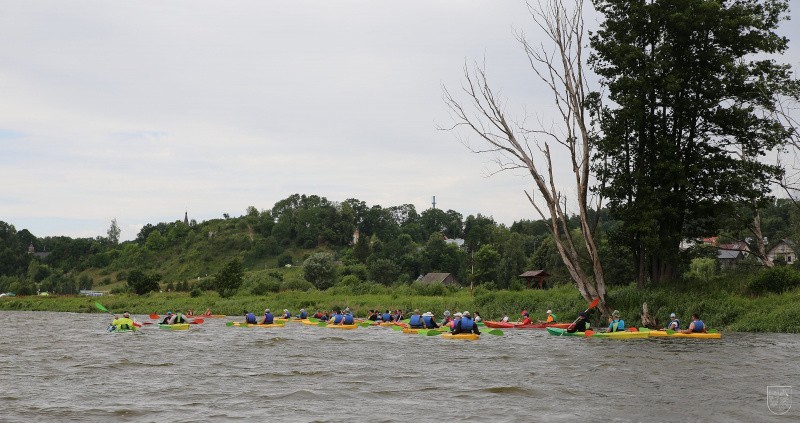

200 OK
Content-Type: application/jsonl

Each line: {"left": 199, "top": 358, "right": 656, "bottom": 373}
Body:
{"left": 2, "top": 1, "right": 800, "bottom": 242}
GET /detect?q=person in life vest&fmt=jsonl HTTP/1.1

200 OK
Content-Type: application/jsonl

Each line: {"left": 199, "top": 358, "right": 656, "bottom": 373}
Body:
{"left": 408, "top": 309, "right": 424, "bottom": 329}
{"left": 173, "top": 310, "right": 188, "bottom": 324}
{"left": 473, "top": 312, "right": 482, "bottom": 323}
{"left": 607, "top": 310, "right": 625, "bottom": 332}
{"left": 298, "top": 309, "right": 309, "bottom": 319}
{"left": 665, "top": 313, "right": 680, "bottom": 331}
{"left": 382, "top": 310, "right": 392, "bottom": 322}
{"left": 244, "top": 311, "right": 257, "bottom": 324}
{"left": 567, "top": 312, "right": 589, "bottom": 333}
{"left": 452, "top": 311, "right": 480, "bottom": 335}
{"left": 331, "top": 310, "right": 344, "bottom": 325}
{"left": 161, "top": 311, "right": 176, "bottom": 324}
{"left": 203, "top": 308, "right": 213, "bottom": 317}
{"left": 320, "top": 311, "right": 330, "bottom": 322}
{"left": 262, "top": 308, "right": 274, "bottom": 324}
{"left": 538, "top": 310, "right": 557, "bottom": 324}
{"left": 313, "top": 310, "right": 323, "bottom": 319}
{"left": 186, "top": 309, "right": 194, "bottom": 317}
{"left": 342, "top": 310, "right": 355, "bottom": 325}
{"left": 680, "top": 313, "right": 706, "bottom": 334}
{"left": 281, "top": 309, "right": 291, "bottom": 319}
{"left": 520, "top": 310, "right": 532, "bottom": 325}
{"left": 449, "top": 312, "right": 462, "bottom": 330}
{"left": 440, "top": 310, "right": 453, "bottom": 327}
{"left": 367, "top": 310, "right": 379, "bottom": 321}
{"left": 422, "top": 312, "right": 439, "bottom": 329}
{"left": 111, "top": 312, "right": 137, "bottom": 331}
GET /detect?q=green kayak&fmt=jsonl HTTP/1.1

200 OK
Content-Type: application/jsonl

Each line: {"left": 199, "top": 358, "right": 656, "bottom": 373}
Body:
{"left": 546, "top": 327, "right": 586, "bottom": 337}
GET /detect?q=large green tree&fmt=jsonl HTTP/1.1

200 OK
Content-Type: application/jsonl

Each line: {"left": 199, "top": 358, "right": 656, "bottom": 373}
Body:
{"left": 591, "top": 0, "right": 799, "bottom": 284}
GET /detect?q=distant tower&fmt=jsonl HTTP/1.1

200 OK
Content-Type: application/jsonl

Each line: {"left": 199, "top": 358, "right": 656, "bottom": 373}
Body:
{"left": 432, "top": 196, "right": 436, "bottom": 209}
{"left": 184, "top": 210, "right": 189, "bottom": 225}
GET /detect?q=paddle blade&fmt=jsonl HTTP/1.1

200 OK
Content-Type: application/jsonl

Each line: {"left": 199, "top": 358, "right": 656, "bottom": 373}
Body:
{"left": 390, "top": 324, "right": 403, "bottom": 331}
{"left": 190, "top": 319, "right": 204, "bottom": 324}
{"left": 358, "top": 322, "right": 372, "bottom": 327}
{"left": 627, "top": 327, "right": 638, "bottom": 332}
{"left": 425, "top": 330, "right": 443, "bottom": 336}
{"left": 94, "top": 302, "right": 109, "bottom": 313}
{"left": 149, "top": 313, "right": 160, "bottom": 319}
{"left": 588, "top": 298, "right": 600, "bottom": 310}
{"left": 226, "top": 321, "right": 235, "bottom": 326}
{"left": 585, "top": 330, "right": 595, "bottom": 337}
{"left": 307, "top": 318, "right": 319, "bottom": 323}
{"left": 317, "top": 322, "right": 328, "bottom": 327}
{"left": 484, "top": 329, "right": 503, "bottom": 336}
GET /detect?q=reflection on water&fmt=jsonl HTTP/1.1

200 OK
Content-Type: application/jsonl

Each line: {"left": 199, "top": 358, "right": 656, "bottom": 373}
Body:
{"left": 0, "top": 311, "right": 797, "bottom": 422}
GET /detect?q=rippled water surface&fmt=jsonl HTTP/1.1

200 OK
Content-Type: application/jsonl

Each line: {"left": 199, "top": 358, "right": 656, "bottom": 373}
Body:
{"left": 1, "top": 311, "right": 798, "bottom": 422}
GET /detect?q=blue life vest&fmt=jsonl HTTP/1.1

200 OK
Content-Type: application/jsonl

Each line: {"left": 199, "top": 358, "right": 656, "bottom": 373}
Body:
{"left": 283, "top": 312, "right": 291, "bottom": 319}
{"left": 460, "top": 317, "right": 475, "bottom": 331}
{"left": 692, "top": 320, "right": 705, "bottom": 332}
{"left": 409, "top": 314, "right": 423, "bottom": 328}
{"left": 423, "top": 316, "right": 435, "bottom": 328}
{"left": 299, "top": 311, "right": 308, "bottom": 319}
{"left": 263, "top": 313, "right": 274, "bottom": 324}
{"left": 333, "top": 314, "right": 344, "bottom": 324}
{"left": 667, "top": 319, "right": 680, "bottom": 330}
{"left": 608, "top": 319, "right": 625, "bottom": 332}
{"left": 382, "top": 313, "right": 391, "bottom": 321}
{"left": 245, "top": 313, "right": 257, "bottom": 324}
{"left": 343, "top": 314, "right": 354, "bottom": 324}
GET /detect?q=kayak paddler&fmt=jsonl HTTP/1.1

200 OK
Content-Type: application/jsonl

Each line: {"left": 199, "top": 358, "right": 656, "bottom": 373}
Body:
{"left": 262, "top": 308, "right": 274, "bottom": 324}
{"left": 111, "top": 312, "right": 137, "bottom": 331}
{"left": 281, "top": 309, "right": 291, "bottom": 319}
{"left": 440, "top": 310, "right": 453, "bottom": 327}
{"left": 342, "top": 310, "right": 355, "bottom": 325}
{"left": 161, "top": 311, "right": 175, "bottom": 324}
{"left": 538, "top": 310, "right": 557, "bottom": 324}
{"left": 331, "top": 310, "right": 344, "bottom": 325}
{"left": 422, "top": 312, "right": 439, "bottom": 329}
{"left": 567, "top": 312, "right": 589, "bottom": 333}
{"left": 244, "top": 311, "right": 257, "bottom": 324}
{"left": 408, "top": 309, "right": 424, "bottom": 329}
{"left": 520, "top": 310, "right": 532, "bottom": 325}
{"left": 298, "top": 308, "right": 309, "bottom": 319}
{"left": 665, "top": 313, "right": 680, "bottom": 331}
{"left": 452, "top": 311, "right": 480, "bottom": 335}
{"left": 173, "top": 310, "right": 188, "bottom": 324}
{"left": 679, "top": 313, "right": 706, "bottom": 334}
{"left": 607, "top": 310, "right": 625, "bottom": 332}
{"left": 382, "top": 310, "right": 392, "bottom": 322}
{"left": 203, "top": 308, "right": 213, "bottom": 317}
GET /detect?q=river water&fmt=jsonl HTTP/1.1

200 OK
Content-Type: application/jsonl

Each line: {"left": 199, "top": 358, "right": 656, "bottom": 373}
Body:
{"left": 0, "top": 311, "right": 797, "bottom": 422}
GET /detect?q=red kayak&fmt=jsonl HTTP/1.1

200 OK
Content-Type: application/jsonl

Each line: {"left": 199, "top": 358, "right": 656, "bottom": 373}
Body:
{"left": 483, "top": 321, "right": 571, "bottom": 329}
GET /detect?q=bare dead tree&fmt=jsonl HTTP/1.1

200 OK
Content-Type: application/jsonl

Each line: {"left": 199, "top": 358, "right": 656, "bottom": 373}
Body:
{"left": 441, "top": 0, "right": 608, "bottom": 314}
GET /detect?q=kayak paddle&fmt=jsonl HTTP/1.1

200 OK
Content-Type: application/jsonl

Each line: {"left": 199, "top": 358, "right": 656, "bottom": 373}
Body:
{"left": 390, "top": 325, "right": 404, "bottom": 331}
{"left": 149, "top": 313, "right": 160, "bottom": 319}
{"left": 481, "top": 328, "right": 503, "bottom": 336}
{"left": 95, "top": 302, "right": 115, "bottom": 317}
{"left": 567, "top": 298, "right": 600, "bottom": 331}
{"left": 317, "top": 322, "right": 328, "bottom": 327}
{"left": 190, "top": 318, "right": 204, "bottom": 324}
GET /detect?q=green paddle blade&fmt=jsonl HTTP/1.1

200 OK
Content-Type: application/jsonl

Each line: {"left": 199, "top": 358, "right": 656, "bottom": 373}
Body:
{"left": 317, "top": 322, "right": 328, "bottom": 327}
{"left": 708, "top": 329, "right": 718, "bottom": 333}
{"left": 425, "top": 330, "right": 443, "bottom": 336}
{"left": 94, "top": 302, "right": 109, "bottom": 312}
{"left": 665, "top": 329, "right": 676, "bottom": 335}
{"left": 390, "top": 324, "right": 403, "bottom": 331}
{"left": 638, "top": 327, "right": 651, "bottom": 332}
{"left": 308, "top": 318, "right": 319, "bottom": 323}
{"left": 484, "top": 329, "right": 503, "bottom": 336}
{"left": 226, "top": 322, "right": 235, "bottom": 326}
{"left": 358, "top": 322, "right": 372, "bottom": 327}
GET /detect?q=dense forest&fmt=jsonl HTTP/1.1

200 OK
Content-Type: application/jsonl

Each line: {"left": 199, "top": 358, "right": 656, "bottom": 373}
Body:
{"left": 1, "top": 193, "right": 798, "bottom": 298}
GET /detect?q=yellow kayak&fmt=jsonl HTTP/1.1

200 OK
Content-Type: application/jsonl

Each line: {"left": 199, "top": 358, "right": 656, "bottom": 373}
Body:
{"left": 159, "top": 323, "right": 190, "bottom": 330}
{"left": 441, "top": 333, "right": 480, "bottom": 340}
{"left": 591, "top": 331, "right": 649, "bottom": 339}
{"left": 325, "top": 324, "right": 358, "bottom": 330}
{"left": 643, "top": 330, "right": 722, "bottom": 339}
{"left": 230, "top": 322, "right": 285, "bottom": 328}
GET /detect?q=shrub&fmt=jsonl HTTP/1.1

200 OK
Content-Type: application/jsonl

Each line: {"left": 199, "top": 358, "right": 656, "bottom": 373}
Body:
{"left": 747, "top": 267, "right": 800, "bottom": 295}
{"left": 281, "top": 277, "right": 315, "bottom": 292}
